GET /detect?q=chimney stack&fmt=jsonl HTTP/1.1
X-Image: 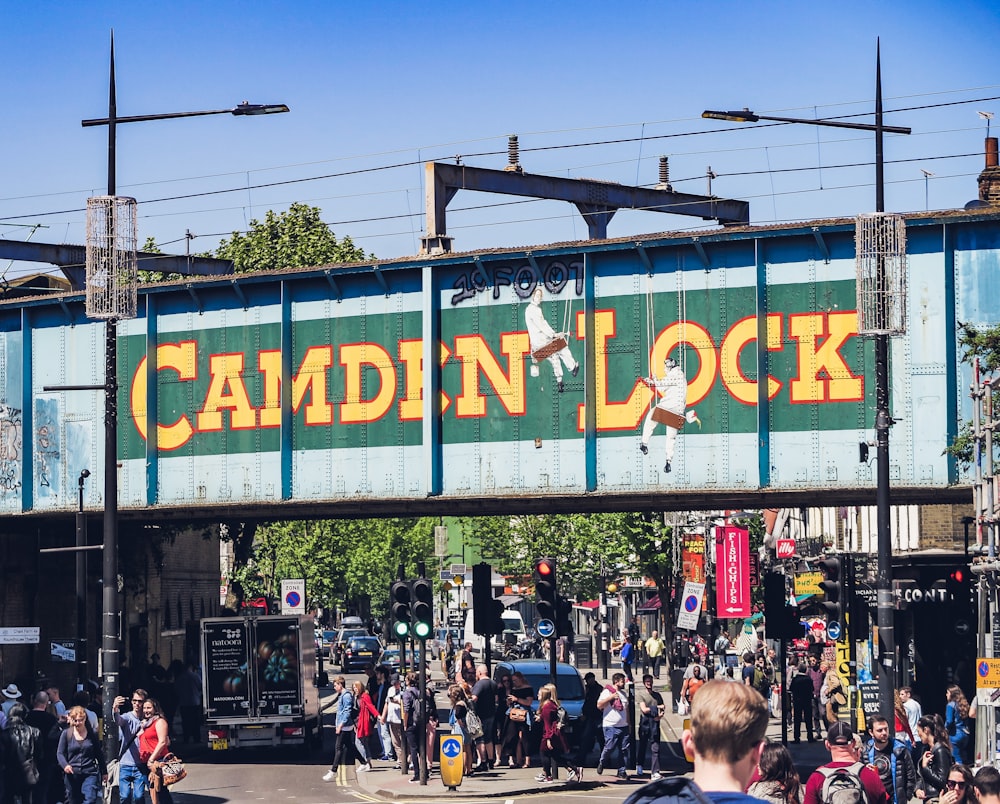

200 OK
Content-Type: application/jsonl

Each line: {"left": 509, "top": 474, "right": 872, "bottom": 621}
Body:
{"left": 977, "top": 137, "right": 1000, "bottom": 205}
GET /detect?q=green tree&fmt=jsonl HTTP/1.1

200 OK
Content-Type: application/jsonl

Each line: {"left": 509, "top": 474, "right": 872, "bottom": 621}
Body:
{"left": 216, "top": 202, "right": 369, "bottom": 273}
{"left": 946, "top": 321, "right": 1000, "bottom": 468}
{"left": 232, "top": 517, "right": 435, "bottom": 619}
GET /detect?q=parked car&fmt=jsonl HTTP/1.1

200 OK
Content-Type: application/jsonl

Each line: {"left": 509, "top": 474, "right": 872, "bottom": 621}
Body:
{"left": 341, "top": 636, "right": 382, "bottom": 672}
{"left": 380, "top": 646, "right": 424, "bottom": 672}
{"left": 332, "top": 626, "right": 370, "bottom": 662}
{"left": 492, "top": 659, "right": 586, "bottom": 747}
{"left": 430, "top": 627, "right": 461, "bottom": 660}
{"left": 319, "top": 629, "right": 337, "bottom": 656}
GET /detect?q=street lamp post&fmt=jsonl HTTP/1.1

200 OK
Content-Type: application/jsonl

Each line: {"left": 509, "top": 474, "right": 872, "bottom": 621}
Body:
{"left": 82, "top": 32, "right": 288, "bottom": 754}
{"left": 703, "top": 43, "right": 910, "bottom": 726}
{"left": 76, "top": 469, "right": 91, "bottom": 692}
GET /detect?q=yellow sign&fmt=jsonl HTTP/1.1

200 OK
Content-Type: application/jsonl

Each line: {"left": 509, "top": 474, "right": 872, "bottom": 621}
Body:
{"left": 439, "top": 734, "right": 465, "bottom": 789}
{"left": 795, "top": 571, "right": 823, "bottom": 596}
{"left": 976, "top": 658, "right": 1000, "bottom": 689}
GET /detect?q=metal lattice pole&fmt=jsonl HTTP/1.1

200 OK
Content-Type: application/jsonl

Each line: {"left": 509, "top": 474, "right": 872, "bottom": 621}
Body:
{"left": 855, "top": 213, "right": 908, "bottom": 336}
{"left": 85, "top": 196, "right": 138, "bottom": 320}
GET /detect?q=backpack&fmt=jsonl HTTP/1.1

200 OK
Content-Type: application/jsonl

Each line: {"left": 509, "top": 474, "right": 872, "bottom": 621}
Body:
{"left": 465, "top": 706, "right": 484, "bottom": 739}
{"left": 753, "top": 667, "right": 771, "bottom": 695}
{"left": 819, "top": 762, "right": 869, "bottom": 804}
{"left": 404, "top": 688, "right": 424, "bottom": 725}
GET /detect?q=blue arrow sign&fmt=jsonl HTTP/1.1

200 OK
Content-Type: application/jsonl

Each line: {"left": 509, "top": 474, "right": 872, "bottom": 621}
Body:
{"left": 442, "top": 737, "right": 462, "bottom": 758}
{"left": 537, "top": 619, "right": 555, "bottom": 638}
{"left": 827, "top": 621, "right": 842, "bottom": 640}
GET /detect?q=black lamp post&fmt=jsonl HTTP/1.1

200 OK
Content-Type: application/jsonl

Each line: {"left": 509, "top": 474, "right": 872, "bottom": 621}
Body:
{"left": 704, "top": 43, "right": 910, "bottom": 726}
{"left": 81, "top": 32, "right": 288, "bottom": 754}
{"left": 76, "top": 469, "right": 91, "bottom": 692}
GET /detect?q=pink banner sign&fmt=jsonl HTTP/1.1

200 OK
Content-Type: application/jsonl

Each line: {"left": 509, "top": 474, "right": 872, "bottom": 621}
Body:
{"left": 715, "top": 525, "right": 751, "bottom": 617}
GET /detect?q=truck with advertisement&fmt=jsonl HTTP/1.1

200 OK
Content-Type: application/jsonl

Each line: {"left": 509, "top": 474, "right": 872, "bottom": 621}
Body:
{"left": 200, "top": 614, "right": 320, "bottom": 750}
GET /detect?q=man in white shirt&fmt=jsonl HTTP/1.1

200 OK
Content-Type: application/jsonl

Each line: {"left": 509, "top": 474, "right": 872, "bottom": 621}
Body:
{"left": 596, "top": 673, "right": 630, "bottom": 780}
{"left": 900, "top": 687, "right": 922, "bottom": 736}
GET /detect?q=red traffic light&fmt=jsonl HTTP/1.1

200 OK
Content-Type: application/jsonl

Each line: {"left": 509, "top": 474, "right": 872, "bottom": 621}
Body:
{"left": 537, "top": 560, "right": 553, "bottom": 576}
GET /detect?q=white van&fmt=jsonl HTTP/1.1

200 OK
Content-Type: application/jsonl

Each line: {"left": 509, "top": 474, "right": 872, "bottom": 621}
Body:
{"left": 463, "top": 609, "right": 526, "bottom": 657}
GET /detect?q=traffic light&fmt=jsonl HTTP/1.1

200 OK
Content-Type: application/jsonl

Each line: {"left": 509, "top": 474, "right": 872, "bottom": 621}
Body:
{"left": 411, "top": 576, "right": 433, "bottom": 640}
{"left": 556, "top": 595, "right": 573, "bottom": 639}
{"left": 390, "top": 580, "right": 412, "bottom": 639}
{"left": 489, "top": 598, "right": 505, "bottom": 635}
{"left": 764, "top": 572, "right": 799, "bottom": 640}
{"left": 472, "top": 562, "right": 504, "bottom": 636}
{"left": 534, "top": 557, "right": 558, "bottom": 624}
{"left": 818, "top": 556, "right": 845, "bottom": 623}
{"left": 947, "top": 565, "right": 973, "bottom": 613}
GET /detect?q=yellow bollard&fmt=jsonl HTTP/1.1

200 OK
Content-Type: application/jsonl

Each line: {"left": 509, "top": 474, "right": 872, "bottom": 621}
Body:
{"left": 439, "top": 734, "right": 465, "bottom": 790}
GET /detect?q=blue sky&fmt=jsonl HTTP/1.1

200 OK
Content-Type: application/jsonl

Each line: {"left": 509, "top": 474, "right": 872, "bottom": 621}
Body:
{"left": 3, "top": 0, "right": 999, "bottom": 279}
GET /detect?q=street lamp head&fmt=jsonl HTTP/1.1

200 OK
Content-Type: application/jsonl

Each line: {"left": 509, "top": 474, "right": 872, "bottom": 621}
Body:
{"left": 231, "top": 102, "right": 290, "bottom": 116}
{"left": 80, "top": 469, "right": 91, "bottom": 479}
{"left": 702, "top": 109, "right": 759, "bottom": 124}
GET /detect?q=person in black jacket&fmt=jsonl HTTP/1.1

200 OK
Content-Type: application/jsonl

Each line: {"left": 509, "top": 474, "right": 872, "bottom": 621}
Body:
{"left": 1, "top": 703, "right": 42, "bottom": 804}
{"left": 865, "top": 715, "right": 916, "bottom": 804}
{"left": 789, "top": 664, "right": 816, "bottom": 743}
{"left": 917, "top": 714, "right": 954, "bottom": 801}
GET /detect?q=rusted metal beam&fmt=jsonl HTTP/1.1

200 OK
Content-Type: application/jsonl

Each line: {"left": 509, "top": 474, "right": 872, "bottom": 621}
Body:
{"left": 420, "top": 162, "right": 750, "bottom": 254}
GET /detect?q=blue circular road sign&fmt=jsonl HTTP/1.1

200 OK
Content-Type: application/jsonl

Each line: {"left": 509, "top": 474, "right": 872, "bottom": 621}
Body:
{"left": 285, "top": 591, "right": 301, "bottom": 607}
{"left": 537, "top": 619, "right": 555, "bottom": 638}
{"left": 683, "top": 595, "right": 698, "bottom": 613}
{"left": 827, "top": 621, "right": 842, "bottom": 640}
{"left": 442, "top": 737, "right": 462, "bottom": 758}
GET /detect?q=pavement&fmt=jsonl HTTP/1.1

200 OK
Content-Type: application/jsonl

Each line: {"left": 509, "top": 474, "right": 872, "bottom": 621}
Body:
{"left": 342, "top": 695, "right": 834, "bottom": 800}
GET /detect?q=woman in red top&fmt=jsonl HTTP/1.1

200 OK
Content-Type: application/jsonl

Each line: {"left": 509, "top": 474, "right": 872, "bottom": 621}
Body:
{"left": 352, "top": 681, "right": 382, "bottom": 772}
{"left": 139, "top": 698, "right": 173, "bottom": 804}
{"left": 536, "top": 683, "right": 581, "bottom": 785}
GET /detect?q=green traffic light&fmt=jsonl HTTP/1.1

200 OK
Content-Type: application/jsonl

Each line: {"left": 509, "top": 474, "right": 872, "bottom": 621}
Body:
{"left": 413, "top": 621, "right": 431, "bottom": 640}
{"left": 393, "top": 621, "right": 410, "bottom": 638}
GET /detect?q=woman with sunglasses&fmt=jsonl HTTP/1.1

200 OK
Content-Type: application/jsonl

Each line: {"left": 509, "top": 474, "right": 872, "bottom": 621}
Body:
{"left": 941, "top": 765, "right": 974, "bottom": 804}
{"left": 916, "top": 714, "right": 953, "bottom": 802}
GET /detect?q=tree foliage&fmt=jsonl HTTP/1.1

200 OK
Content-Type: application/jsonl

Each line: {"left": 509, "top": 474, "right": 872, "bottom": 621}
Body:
{"left": 231, "top": 517, "right": 435, "bottom": 617}
{"left": 216, "top": 202, "right": 369, "bottom": 273}
{"left": 945, "top": 321, "right": 1000, "bottom": 468}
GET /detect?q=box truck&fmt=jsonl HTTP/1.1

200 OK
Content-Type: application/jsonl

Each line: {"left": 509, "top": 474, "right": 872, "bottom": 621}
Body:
{"left": 200, "top": 614, "right": 320, "bottom": 750}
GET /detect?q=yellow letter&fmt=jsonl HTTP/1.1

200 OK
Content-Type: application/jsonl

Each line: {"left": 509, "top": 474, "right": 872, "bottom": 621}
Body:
{"left": 397, "top": 339, "right": 453, "bottom": 420}
{"left": 452, "top": 333, "right": 529, "bottom": 418}
{"left": 340, "top": 343, "right": 397, "bottom": 424}
{"left": 719, "top": 314, "right": 783, "bottom": 405}
{"left": 129, "top": 341, "right": 197, "bottom": 451}
{"left": 788, "top": 311, "right": 863, "bottom": 403}
{"left": 196, "top": 352, "right": 257, "bottom": 432}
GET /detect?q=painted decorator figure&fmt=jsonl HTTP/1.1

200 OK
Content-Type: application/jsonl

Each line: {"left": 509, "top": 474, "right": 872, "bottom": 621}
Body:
{"left": 639, "top": 356, "right": 697, "bottom": 473}
{"left": 525, "top": 287, "right": 579, "bottom": 392}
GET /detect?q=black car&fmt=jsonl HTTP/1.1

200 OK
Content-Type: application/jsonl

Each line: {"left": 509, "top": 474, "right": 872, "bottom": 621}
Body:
{"left": 492, "top": 659, "right": 586, "bottom": 746}
{"left": 341, "top": 636, "right": 382, "bottom": 672}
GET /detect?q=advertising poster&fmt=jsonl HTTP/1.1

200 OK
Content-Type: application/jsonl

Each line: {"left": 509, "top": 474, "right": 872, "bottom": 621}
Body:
{"left": 203, "top": 621, "right": 251, "bottom": 718}
{"left": 254, "top": 619, "right": 301, "bottom": 717}
{"left": 715, "top": 526, "right": 750, "bottom": 618}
